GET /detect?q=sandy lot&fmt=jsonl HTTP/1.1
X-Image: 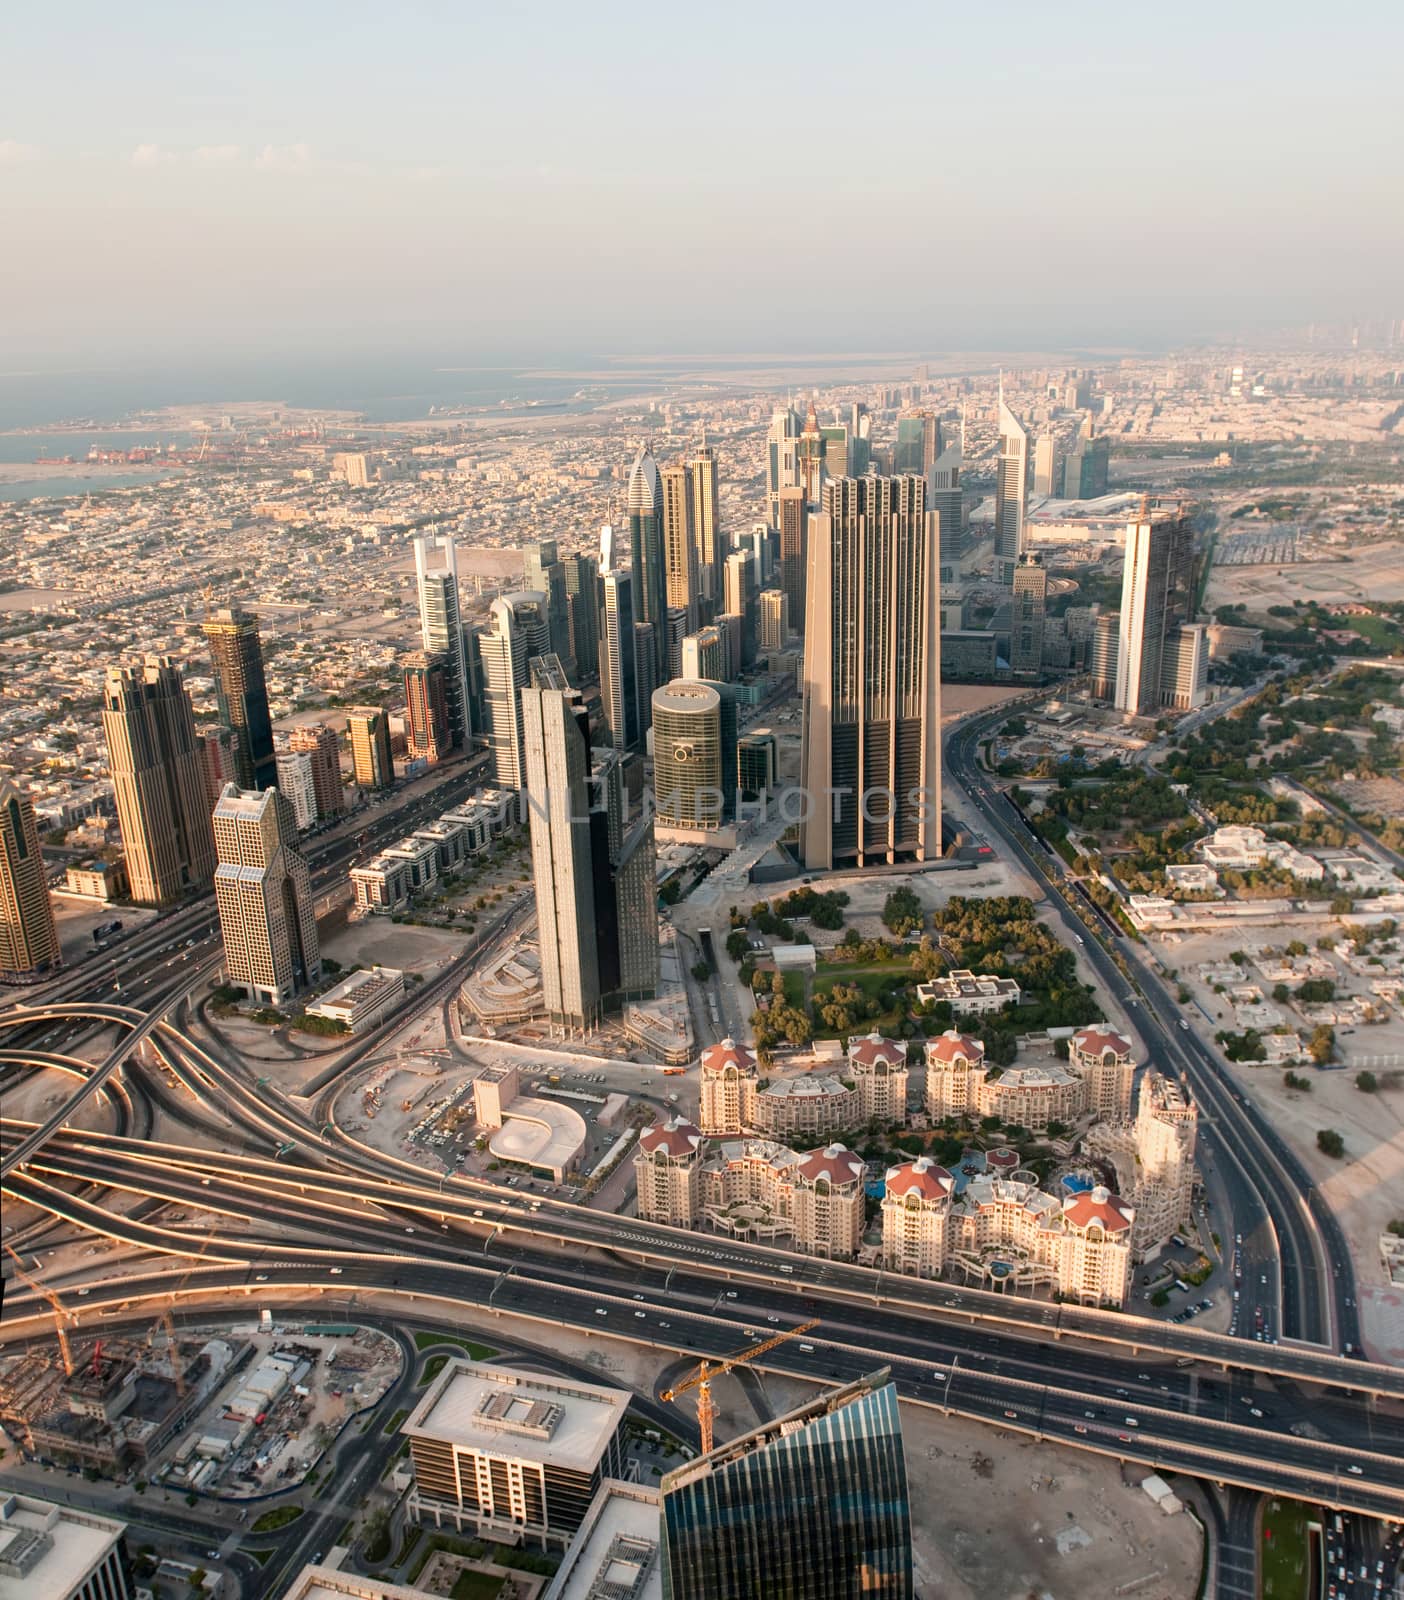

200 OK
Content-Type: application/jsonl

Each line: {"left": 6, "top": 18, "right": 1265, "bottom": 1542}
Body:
{"left": 1206, "top": 540, "right": 1404, "bottom": 611}
{"left": 322, "top": 919, "right": 469, "bottom": 977}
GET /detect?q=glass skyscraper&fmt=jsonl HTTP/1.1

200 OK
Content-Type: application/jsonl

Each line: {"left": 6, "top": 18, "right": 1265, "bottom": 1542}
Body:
{"left": 660, "top": 1372, "right": 912, "bottom": 1600}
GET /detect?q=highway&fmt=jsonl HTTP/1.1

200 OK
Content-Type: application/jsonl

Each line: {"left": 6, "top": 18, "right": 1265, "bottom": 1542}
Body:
{"left": 945, "top": 711, "right": 1359, "bottom": 1353}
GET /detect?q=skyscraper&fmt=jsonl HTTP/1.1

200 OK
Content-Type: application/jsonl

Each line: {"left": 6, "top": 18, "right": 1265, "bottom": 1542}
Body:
{"left": 524, "top": 538, "right": 573, "bottom": 673}
{"left": 478, "top": 593, "right": 549, "bottom": 794}
{"left": 723, "top": 550, "right": 756, "bottom": 668}
{"left": 660, "top": 1372, "right": 913, "bottom": 1600}
{"left": 1010, "top": 553, "right": 1048, "bottom": 675}
{"left": 212, "top": 784, "right": 321, "bottom": 1004}
{"left": 994, "top": 392, "right": 1028, "bottom": 586}
{"left": 203, "top": 607, "right": 276, "bottom": 790}
{"left": 402, "top": 651, "right": 452, "bottom": 764}
{"left": 628, "top": 445, "right": 667, "bottom": 687}
{"left": 680, "top": 624, "right": 727, "bottom": 683}
{"left": 0, "top": 781, "right": 61, "bottom": 981}
{"left": 758, "top": 588, "right": 788, "bottom": 651}
{"left": 691, "top": 435, "right": 724, "bottom": 611}
{"left": 777, "top": 485, "right": 808, "bottom": 635}
{"left": 347, "top": 706, "right": 394, "bottom": 791}
{"left": 1032, "top": 432, "right": 1058, "bottom": 498}
{"left": 414, "top": 533, "right": 472, "bottom": 750}
{"left": 562, "top": 552, "right": 601, "bottom": 682}
{"left": 798, "top": 399, "right": 826, "bottom": 504}
{"left": 652, "top": 680, "right": 727, "bottom": 831}
{"left": 274, "top": 750, "right": 318, "bottom": 831}
{"left": 633, "top": 621, "right": 658, "bottom": 738}
{"left": 894, "top": 411, "right": 940, "bottom": 475}
{"left": 1115, "top": 509, "right": 1197, "bottom": 716}
{"left": 925, "top": 439, "right": 965, "bottom": 573}
{"left": 287, "top": 723, "right": 344, "bottom": 820}
{"left": 521, "top": 662, "right": 601, "bottom": 1028}
{"left": 660, "top": 463, "right": 700, "bottom": 637}
{"left": 1062, "top": 417, "right": 1110, "bottom": 500}
{"left": 598, "top": 570, "right": 639, "bottom": 752}
{"left": 799, "top": 475, "right": 942, "bottom": 870}
{"left": 101, "top": 656, "right": 216, "bottom": 906}
{"left": 765, "top": 403, "right": 801, "bottom": 527}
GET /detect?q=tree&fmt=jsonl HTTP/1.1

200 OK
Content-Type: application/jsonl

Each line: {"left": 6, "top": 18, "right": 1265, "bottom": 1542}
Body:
{"left": 882, "top": 887, "right": 924, "bottom": 937}
{"left": 725, "top": 929, "right": 749, "bottom": 963}
{"left": 771, "top": 971, "right": 785, "bottom": 997}
{"left": 659, "top": 879, "right": 682, "bottom": 905}
{"left": 1316, "top": 1128, "right": 1345, "bottom": 1158}
{"left": 1272, "top": 983, "right": 1291, "bottom": 1005}
{"left": 690, "top": 960, "right": 711, "bottom": 983}
{"left": 1356, "top": 1070, "right": 1379, "bottom": 1093}
{"left": 1307, "top": 1025, "right": 1336, "bottom": 1066}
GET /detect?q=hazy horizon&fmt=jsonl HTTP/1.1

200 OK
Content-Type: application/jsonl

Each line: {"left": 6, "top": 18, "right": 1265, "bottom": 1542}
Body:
{"left": 3, "top": 0, "right": 1401, "bottom": 370}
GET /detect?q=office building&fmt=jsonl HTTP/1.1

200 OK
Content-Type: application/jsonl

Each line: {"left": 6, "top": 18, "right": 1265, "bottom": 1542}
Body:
{"left": 331, "top": 450, "right": 370, "bottom": 487}
{"left": 691, "top": 436, "right": 724, "bottom": 609}
{"left": 402, "top": 651, "right": 452, "bottom": 765}
{"left": 598, "top": 571, "right": 639, "bottom": 751}
{"left": 723, "top": 549, "right": 756, "bottom": 668}
{"left": 926, "top": 439, "right": 965, "bottom": 572}
{"left": 274, "top": 751, "right": 318, "bottom": 831}
{"left": 633, "top": 621, "right": 658, "bottom": 738}
{"left": 0, "top": 781, "right": 61, "bottom": 981}
{"left": 287, "top": 723, "right": 344, "bottom": 820}
{"left": 652, "top": 680, "right": 727, "bottom": 831}
{"left": 404, "top": 1360, "right": 630, "bottom": 1552}
{"left": 414, "top": 533, "right": 472, "bottom": 749}
{"left": 820, "top": 423, "right": 850, "bottom": 478}
{"left": 894, "top": 411, "right": 940, "bottom": 475}
{"left": 195, "top": 725, "right": 242, "bottom": 810}
{"left": 524, "top": 539, "right": 573, "bottom": 673}
{"left": 660, "top": 1374, "right": 912, "bottom": 1600}
{"left": 737, "top": 729, "right": 776, "bottom": 797}
{"left": 680, "top": 624, "right": 726, "bottom": 683}
{"left": 798, "top": 400, "right": 826, "bottom": 503}
{"left": 543, "top": 1481, "right": 663, "bottom": 1600}
{"left": 1010, "top": 553, "right": 1047, "bottom": 675}
{"left": 628, "top": 446, "right": 668, "bottom": 687}
{"left": 1033, "top": 432, "right": 1058, "bottom": 498}
{"left": 203, "top": 606, "right": 276, "bottom": 789}
{"left": 212, "top": 784, "right": 321, "bottom": 1004}
{"left": 994, "top": 393, "right": 1027, "bottom": 585}
{"left": 1091, "top": 612, "right": 1120, "bottom": 701}
{"left": 1063, "top": 421, "right": 1110, "bottom": 500}
{"left": 478, "top": 593, "right": 550, "bottom": 794}
{"left": 777, "top": 484, "right": 808, "bottom": 634}
{"left": 799, "top": 475, "right": 942, "bottom": 870}
{"left": 347, "top": 706, "right": 394, "bottom": 790}
{"left": 562, "top": 553, "right": 600, "bottom": 682}
{"left": 765, "top": 404, "right": 801, "bottom": 526}
{"left": 522, "top": 666, "right": 602, "bottom": 1028}
{"left": 1160, "top": 623, "right": 1209, "bottom": 711}
{"left": 100, "top": 657, "right": 216, "bottom": 905}
{"left": 664, "top": 606, "right": 688, "bottom": 681}
{"left": 0, "top": 1492, "right": 133, "bottom": 1600}
{"left": 758, "top": 588, "right": 788, "bottom": 651}
{"left": 1115, "top": 509, "right": 1197, "bottom": 717}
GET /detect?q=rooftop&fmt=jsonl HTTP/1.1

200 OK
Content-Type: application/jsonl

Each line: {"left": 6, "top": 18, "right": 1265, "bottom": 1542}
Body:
{"left": 403, "top": 1361, "right": 628, "bottom": 1472}
{"left": 0, "top": 1493, "right": 126, "bottom": 1600}
{"left": 543, "top": 1480, "right": 662, "bottom": 1600}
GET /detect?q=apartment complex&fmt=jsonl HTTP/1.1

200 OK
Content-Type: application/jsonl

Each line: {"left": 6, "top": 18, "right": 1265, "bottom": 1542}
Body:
{"left": 846, "top": 1033, "right": 910, "bottom": 1124}
{"left": 287, "top": 723, "right": 344, "bottom": 819}
{"left": 881, "top": 1160, "right": 1134, "bottom": 1307}
{"left": 1086, "top": 1071, "right": 1199, "bottom": 1257}
{"left": 924, "top": 1026, "right": 1135, "bottom": 1132}
{"left": 211, "top": 784, "right": 321, "bottom": 1004}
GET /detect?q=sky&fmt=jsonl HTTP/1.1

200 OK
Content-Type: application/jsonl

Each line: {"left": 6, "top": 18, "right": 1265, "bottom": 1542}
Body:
{"left": 1, "top": 0, "right": 1401, "bottom": 375}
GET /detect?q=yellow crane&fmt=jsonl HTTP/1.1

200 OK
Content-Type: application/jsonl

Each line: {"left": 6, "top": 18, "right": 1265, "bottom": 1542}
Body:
{"left": 660, "top": 1319, "right": 819, "bottom": 1455}
{"left": 4, "top": 1244, "right": 74, "bottom": 1378}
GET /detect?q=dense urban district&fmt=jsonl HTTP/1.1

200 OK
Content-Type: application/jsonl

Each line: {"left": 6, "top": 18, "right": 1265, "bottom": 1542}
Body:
{"left": 2, "top": 339, "right": 1404, "bottom": 1600}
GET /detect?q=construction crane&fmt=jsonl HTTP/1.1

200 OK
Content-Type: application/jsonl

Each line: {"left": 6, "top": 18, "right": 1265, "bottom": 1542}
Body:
{"left": 144, "top": 1233, "right": 216, "bottom": 1396}
{"left": 660, "top": 1320, "right": 819, "bottom": 1455}
{"left": 3, "top": 1244, "right": 74, "bottom": 1378}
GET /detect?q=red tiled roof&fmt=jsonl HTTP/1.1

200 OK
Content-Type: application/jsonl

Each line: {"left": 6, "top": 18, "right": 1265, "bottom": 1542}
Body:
{"left": 638, "top": 1117, "right": 703, "bottom": 1158}
{"left": 847, "top": 1033, "right": 906, "bottom": 1069}
{"left": 794, "top": 1143, "right": 864, "bottom": 1187}
{"left": 1062, "top": 1186, "right": 1133, "bottom": 1233}
{"left": 884, "top": 1156, "right": 954, "bottom": 1202}
{"left": 700, "top": 1038, "right": 757, "bottom": 1074}
{"left": 926, "top": 1029, "right": 984, "bottom": 1064}
{"left": 1071, "top": 1027, "right": 1133, "bottom": 1058}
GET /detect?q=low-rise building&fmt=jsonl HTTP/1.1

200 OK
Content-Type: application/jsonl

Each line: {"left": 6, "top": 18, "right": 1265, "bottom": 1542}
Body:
{"left": 304, "top": 966, "right": 404, "bottom": 1032}
{"left": 61, "top": 858, "right": 128, "bottom": 902}
{"left": 350, "top": 853, "right": 412, "bottom": 914}
{"left": 915, "top": 969, "right": 1021, "bottom": 1016}
{"left": 747, "top": 1075, "right": 854, "bottom": 1139}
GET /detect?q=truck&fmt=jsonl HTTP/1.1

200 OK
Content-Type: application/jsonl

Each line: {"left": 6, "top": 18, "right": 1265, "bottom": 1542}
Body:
{"left": 92, "top": 919, "right": 123, "bottom": 945}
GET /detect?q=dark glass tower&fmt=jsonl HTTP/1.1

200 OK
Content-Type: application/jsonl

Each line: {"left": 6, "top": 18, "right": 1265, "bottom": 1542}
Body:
{"left": 660, "top": 1372, "right": 912, "bottom": 1600}
{"left": 628, "top": 445, "right": 667, "bottom": 688}
{"left": 203, "top": 607, "right": 276, "bottom": 790}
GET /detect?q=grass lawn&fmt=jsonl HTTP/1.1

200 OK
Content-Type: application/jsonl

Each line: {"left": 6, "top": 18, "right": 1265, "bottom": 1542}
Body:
{"left": 1345, "top": 613, "right": 1403, "bottom": 650}
{"left": 246, "top": 1549, "right": 275, "bottom": 1567}
{"left": 452, "top": 1573, "right": 506, "bottom": 1600}
{"left": 781, "top": 970, "right": 807, "bottom": 1009}
{"left": 1259, "top": 1497, "right": 1312, "bottom": 1600}
{"left": 251, "top": 1504, "right": 304, "bottom": 1534}
{"left": 418, "top": 1353, "right": 450, "bottom": 1386}
{"left": 382, "top": 1407, "right": 409, "bottom": 1435}
{"left": 811, "top": 958, "right": 917, "bottom": 1038}
{"left": 411, "top": 1330, "right": 498, "bottom": 1358}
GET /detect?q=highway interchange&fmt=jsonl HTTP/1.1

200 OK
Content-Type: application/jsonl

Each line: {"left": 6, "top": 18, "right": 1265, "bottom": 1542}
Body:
{"left": 2, "top": 718, "right": 1400, "bottom": 1599}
